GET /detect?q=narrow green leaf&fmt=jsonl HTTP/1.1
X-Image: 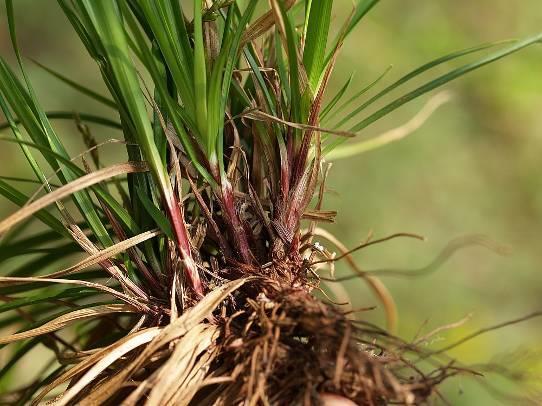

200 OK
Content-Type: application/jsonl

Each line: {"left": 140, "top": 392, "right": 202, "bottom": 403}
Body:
{"left": 193, "top": 0, "right": 209, "bottom": 155}
{"left": 0, "top": 288, "right": 98, "bottom": 314}
{"left": 0, "top": 111, "right": 122, "bottom": 131}
{"left": 136, "top": 1, "right": 195, "bottom": 118}
{"left": 320, "top": 73, "right": 354, "bottom": 121}
{"left": 335, "top": 41, "right": 512, "bottom": 129}
{"left": 324, "top": 37, "right": 541, "bottom": 154}
{"left": 3, "top": 1, "right": 113, "bottom": 247}
{"left": 278, "top": 1, "right": 302, "bottom": 125}
{"left": 212, "top": 0, "right": 258, "bottom": 174}
{"left": 121, "top": 3, "right": 214, "bottom": 184}
{"left": 303, "top": 0, "right": 332, "bottom": 93}
{"left": 136, "top": 187, "right": 173, "bottom": 240}
{"left": 350, "top": 34, "right": 542, "bottom": 133}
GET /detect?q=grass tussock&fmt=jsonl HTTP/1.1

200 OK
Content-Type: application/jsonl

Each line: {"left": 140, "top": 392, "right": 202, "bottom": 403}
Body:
{"left": 0, "top": 0, "right": 541, "bottom": 404}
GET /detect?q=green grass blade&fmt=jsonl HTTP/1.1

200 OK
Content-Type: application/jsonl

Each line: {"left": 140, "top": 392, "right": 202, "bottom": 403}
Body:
{"left": 279, "top": 1, "right": 302, "bottom": 125}
{"left": 211, "top": 1, "right": 258, "bottom": 174}
{"left": 80, "top": 1, "right": 177, "bottom": 211}
{"left": 335, "top": 41, "right": 512, "bottom": 129}
{"left": 193, "top": 0, "right": 209, "bottom": 155}
{"left": 0, "top": 111, "right": 122, "bottom": 131}
{"left": 303, "top": 0, "right": 332, "bottom": 94}
{"left": 274, "top": 29, "right": 290, "bottom": 104}
{"left": 350, "top": 34, "right": 542, "bottom": 133}
{"left": 0, "top": 229, "right": 67, "bottom": 257}
{"left": 4, "top": 1, "right": 113, "bottom": 247}
{"left": 135, "top": 1, "right": 195, "bottom": 119}
{"left": 324, "top": 34, "right": 542, "bottom": 155}
{"left": 121, "top": 5, "right": 213, "bottom": 185}
{"left": 0, "top": 288, "right": 98, "bottom": 314}
{"left": 0, "top": 92, "right": 50, "bottom": 188}
{"left": 136, "top": 187, "right": 173, "bottom": 240}
{"left": 320, "top": 73, "right": 354, "bottom": 121}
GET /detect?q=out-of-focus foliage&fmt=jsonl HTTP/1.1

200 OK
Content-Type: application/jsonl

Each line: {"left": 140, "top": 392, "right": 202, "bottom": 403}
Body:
{"left": 327, "top": 1, "right": 542, "bottom": 403}
{"left": 0, "top": 1, "right": 541, "bottom": 404}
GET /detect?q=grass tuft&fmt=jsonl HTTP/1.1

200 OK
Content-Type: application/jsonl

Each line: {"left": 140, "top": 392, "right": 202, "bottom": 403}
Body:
{"left": 0, "top": 1, "right": 540, "bottom": 404}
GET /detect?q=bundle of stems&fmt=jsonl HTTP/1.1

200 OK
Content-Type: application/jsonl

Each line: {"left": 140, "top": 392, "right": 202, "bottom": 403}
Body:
{"left": 0, "top": 0, "right": 540, "bottom": 404}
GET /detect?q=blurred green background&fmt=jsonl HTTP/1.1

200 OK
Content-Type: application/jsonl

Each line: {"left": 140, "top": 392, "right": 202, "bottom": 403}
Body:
{"left": 1, "top": 1, "right": 541, "bottom": 404}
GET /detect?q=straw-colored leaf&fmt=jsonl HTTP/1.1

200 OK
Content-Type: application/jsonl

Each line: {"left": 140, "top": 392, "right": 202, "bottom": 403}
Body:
{"left": 327, "top": 91, "right": 451, "bottom": 159}
{"left": 0, "top": 304, "right": 136, "bottom": 345}
{"left": 32, "top": 327, "right": 161, "bottom": 405}
{"left": 78, "top": 278, "right": 250, "bottom": 404}
{"left": 0, "top": 161, "right": 148, "bottom": 236}
{"left": 240, "top": 0, "right": 296, "bottom": 45}
{"left": 42, "top": 228, "right": 162, "bottom": 279}
{"left": 56, "top": 327, "right": 162, "bottom": 406}
{"left": 311, "top": 227, "right": 398, "bottom": 333}
{"left": 145, "top": 324, "right": 218, "bottom": 405}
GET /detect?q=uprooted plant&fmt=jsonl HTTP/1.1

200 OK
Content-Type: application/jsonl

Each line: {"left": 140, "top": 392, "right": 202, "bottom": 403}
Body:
{"left": 0, "top": 0, "right": 541, "bottom": 404}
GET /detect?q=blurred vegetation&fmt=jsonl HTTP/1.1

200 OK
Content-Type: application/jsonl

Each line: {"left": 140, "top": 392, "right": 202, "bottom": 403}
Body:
{"left": 1, "top": 1, "right": 541, "bottom": 403}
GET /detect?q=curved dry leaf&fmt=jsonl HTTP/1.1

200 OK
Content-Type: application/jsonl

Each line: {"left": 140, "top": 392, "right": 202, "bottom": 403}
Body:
{"left": 0, "top": 161, "right": 148, "bottom": 236}
{"left": 78, "top": 278, "right": 251, "bottom": 405}
{"left": 64, "top": 222, "right": 149, "bottom": 299}
{"left": 311, "top": 227, "right": 398, "bottom": 333}
{"left": 0, "top": 304, "right": 136, "bottom": 345}
{"left": 145, "top": 324, "right": 218, "bottom": 405}
{"left": 43, "top": 228, "right": 162, "bottom": 279}
{"left": 32, "top": 327, "right": 161, "bottom": 405}
{"left": 57, "top": 328, "right": 162, "bottom": 406}
{"left": 245, "top": 110, "right": 356, "bottom": 137}
{"left": 328, "top": 92, "right": 451, "bottom": 160}
{"left": 240, "top": 0, "right": 295, "bottom": 46}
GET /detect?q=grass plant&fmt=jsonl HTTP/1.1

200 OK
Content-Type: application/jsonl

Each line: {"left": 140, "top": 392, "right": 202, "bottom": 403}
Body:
{"left": 0, "top": 0, "right": 540, "bottom": 404}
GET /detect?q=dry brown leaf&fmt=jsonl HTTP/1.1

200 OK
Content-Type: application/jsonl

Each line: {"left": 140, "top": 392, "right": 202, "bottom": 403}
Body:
{"left": 311, "top": 227, "right": 398, "bottom": 333}
{"left": 165, "top": 348, "right": 217, "bottom": 406}
{"left": 245, "top": 110, "right": 356, "bottom": 137}
{"left": 145, "top": 324, "right": 218, "bottom": 405}
{"left": 64, "top": 223, "right": 151, "bottom": 298}
{"left": 0, "top": 304, "right": 136, "bottom": 345}
{"left": 42, "top": 228, "right": 162, "bottom": 279}
{"left": 240, "top": 0, "right": 296, "bottom": 46}
{"left": 32, "top": 327, "right": 161, "bottom": 405}
{"left": 57, "top": 327, "right": 162, "bottom": 406}
{"left": 77, "top": 278, "right": 252, "bottom": 404}
{"left": 0, "top": 161, "right": 148, "bottom": 236}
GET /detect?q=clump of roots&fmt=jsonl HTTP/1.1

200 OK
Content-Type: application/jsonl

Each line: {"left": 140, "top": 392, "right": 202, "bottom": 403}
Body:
{"left": 203, "top": 279, "right": 446, "bottom": 405}
{"left": 6, "top": 231, "right": 540, "bottom": 405}
{"left": 32, "top": 272, "right": 460, "bottom": 406}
